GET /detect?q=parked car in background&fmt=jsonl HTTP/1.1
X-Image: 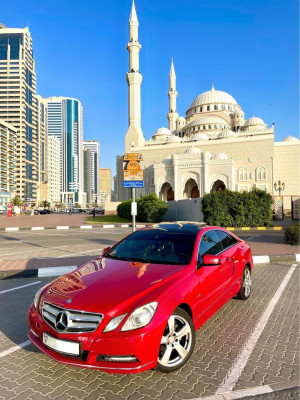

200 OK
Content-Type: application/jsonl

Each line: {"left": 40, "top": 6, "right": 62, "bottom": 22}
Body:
{"left": 34, "top": 209, "right": 40, "bottom": 215}
{"left": 39, "top": 209, "right": 52, "bottom": 214}
{"left": 28, "top": 223, "right": 253, "bottom": 374}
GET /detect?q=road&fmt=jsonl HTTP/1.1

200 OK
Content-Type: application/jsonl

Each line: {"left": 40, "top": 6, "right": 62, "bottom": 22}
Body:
{"left": 0, "top": 262, "right": 299, "bottom": 400}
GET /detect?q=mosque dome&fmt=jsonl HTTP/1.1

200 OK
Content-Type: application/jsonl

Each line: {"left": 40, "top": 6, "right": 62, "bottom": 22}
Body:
{"left": 177, "top": 116, "right": 186, "bottom": 122}
{"left": 212, "top": 152, "right": 229, "bottom": 161}
{"left": 189, "top": 132, "right": 209, "bottom": 141}
{"left": 244, "top": 116, "right": 266, "bottom": 127}
{"left": 0, "top": 24, "right": 7, "bottom": 29}
{"left": 166, "top": 135, "right": 181, "bottom": 142}
{"left": 189, "top": 86, "right": 238, "bottom": 109}
{"left": 217, "top": 128, "right": 238, "bottom": 139}
{"left": 153, "top": 127, "right": 172, "bottom": 136}
{"left": 282, "top": 136, "right": 300, "bottom": 143}
{"left": 185, "top": 115, "right": 228, "bottom": 128}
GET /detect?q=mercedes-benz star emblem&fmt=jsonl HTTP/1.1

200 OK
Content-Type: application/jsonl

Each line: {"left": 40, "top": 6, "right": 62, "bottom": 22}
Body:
{"left": 55, "top": 311, "right": 68, "bottom": 331}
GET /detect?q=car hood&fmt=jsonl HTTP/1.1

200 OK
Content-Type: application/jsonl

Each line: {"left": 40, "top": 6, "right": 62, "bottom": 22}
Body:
{"left": 41, "top": 257, "right": 190, "bottom": 316}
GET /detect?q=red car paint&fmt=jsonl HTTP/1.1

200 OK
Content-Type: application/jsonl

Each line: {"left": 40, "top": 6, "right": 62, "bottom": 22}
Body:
{"left": 28, "top": 224, "right": 253, "bottom": 374}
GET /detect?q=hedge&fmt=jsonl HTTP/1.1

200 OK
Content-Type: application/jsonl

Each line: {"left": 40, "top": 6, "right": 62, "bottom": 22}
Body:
{"left": 285, "top": 223, "right": 300, "bottom": 245}
{"left": 202, "top": 189, "right": 273, "bottom": 227}
{"left": 117, "top": 193, "right": 168, "bottom": 223}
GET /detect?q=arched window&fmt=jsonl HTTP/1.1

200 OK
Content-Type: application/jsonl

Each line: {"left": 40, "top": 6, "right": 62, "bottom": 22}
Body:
{"left": 214, "top": 105, "right": 217, "bottom": 110}
{"left": 200, "top": 106, "right": 203, "bottom": 112}
{"left": 208, "top": 125, "right": 212, "bottom": 129}
{"left": 238, "top": 167, "right": 248, "bottom": 181}
{"left": 256, "top": 166, "right": 266, "bottom": 181}
{"left": 203, "top": 125, "right": 206, "bottom": 129}
{"left": 207, "top": 105, "right": 210, "bottom": 111}
{"left": 214, "top": 125, "right": 217, "bottom": 129}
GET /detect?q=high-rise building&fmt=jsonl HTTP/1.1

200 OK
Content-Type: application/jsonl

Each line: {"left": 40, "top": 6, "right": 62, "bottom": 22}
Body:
{"left": 83, "top": 148, "right": 92, "bottom": 204}
{"left": 0, "top": 119, "right": 17, "bottom": 206}
{"left": 47, "top": 97, "right": 85, "bottom": 206}
{"left": 0, "top": 24, "right": 38, "bottom": 202}
{"left": 99, "top": 168, "right": 111, "bottom": 207}
{"left": 83, "top": 140, "right": 100, "bottom": 204}
{"left": 47, "top": 136, "right": 61, "bottom": 205}
{"left": 36, "top": 95, "right": 48, "bottom": 204}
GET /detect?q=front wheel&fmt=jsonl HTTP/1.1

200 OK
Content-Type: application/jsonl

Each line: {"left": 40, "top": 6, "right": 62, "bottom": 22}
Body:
{"left": 237, "top": 266, "right": 251, "bottom": 300}
{"left": 155, "top": 308, "right": 195, "bottom": 373}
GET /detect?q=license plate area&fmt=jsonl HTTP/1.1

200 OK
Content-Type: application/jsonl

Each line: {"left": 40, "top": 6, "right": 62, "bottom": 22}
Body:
{"left": 43, "top": 332, "right": 80, "bottom": 356}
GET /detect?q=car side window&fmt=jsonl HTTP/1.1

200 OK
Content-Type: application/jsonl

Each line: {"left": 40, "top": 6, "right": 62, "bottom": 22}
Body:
{"left": 216, "top": 230, "right": 238, "bottom": 250}
{"left": 198, "top": 230, "right": 223, "bottom": 265}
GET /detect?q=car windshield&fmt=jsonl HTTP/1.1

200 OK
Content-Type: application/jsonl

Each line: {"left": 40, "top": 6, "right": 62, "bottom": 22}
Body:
{"left": 106, "top": 228, "right": 196, "bottom": 265}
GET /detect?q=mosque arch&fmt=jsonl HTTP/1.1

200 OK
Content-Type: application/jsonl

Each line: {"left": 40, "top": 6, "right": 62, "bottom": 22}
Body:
{"left": 183, "top": 178, "right": 199, "bottom": 199}
{"left": 159, "top": 182, "right": 174, "bottom": 201}
{"left": 211, "top": 179, "right": 226, "bottom": 192}
{"left": 209, "top": 173, "right": 228, "bottom": 192}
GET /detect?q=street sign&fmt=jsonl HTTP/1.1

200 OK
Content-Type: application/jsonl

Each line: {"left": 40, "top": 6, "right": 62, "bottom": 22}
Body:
{"left": 123, "top": 153, "right": 143, "bottom": 161}
{"left": 123, "top": 153, "right": 144, "bottom": 189}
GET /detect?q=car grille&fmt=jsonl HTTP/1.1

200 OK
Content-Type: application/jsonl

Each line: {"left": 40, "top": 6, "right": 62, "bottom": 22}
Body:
{"left": 42, "top": 302, "right": 103, "bottom": 333}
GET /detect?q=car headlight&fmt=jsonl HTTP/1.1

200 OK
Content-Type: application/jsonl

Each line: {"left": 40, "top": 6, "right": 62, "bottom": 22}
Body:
{"left": 103, "top": 313, "right": 127, "bottom": 333}
{"left": 121, "top": 302, "right": 158, "bottom": 331}
{"left": 33, "top": 285, "right": 48, "bottom": 309}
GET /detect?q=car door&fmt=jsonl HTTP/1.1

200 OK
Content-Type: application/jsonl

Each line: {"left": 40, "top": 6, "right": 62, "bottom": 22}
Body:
{"left": 215, "top": 230, "right": 240, "bottom": 287}
{"left": 194, "top": 229, "right": 224, "bottom": 324}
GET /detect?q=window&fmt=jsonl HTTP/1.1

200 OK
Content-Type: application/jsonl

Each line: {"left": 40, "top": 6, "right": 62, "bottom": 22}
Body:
{"left": 203, "top": 125, "right": 206, "bottom": 129}
{"left": 200, "top": 107, "right": 203, "bottom": 112}
{"left": 198, "top": 230, "right": 222, "bottom": 263}
{"left": 216, "top": 230, "right": 238, "bottom": 250}
{"left": 238, "top": 167, "right": 248, "bottom": 181}
{"left": 208, "top": 125, "right": 212, "bottom": 129}
{"left": 256, "top": 166, "right": 266, "bottom": 181}
{"left": 207, "top": 106, "right": 210, "bottom": 111}
{"left": 214, "top": 105, "right": 217, "bottom": 110}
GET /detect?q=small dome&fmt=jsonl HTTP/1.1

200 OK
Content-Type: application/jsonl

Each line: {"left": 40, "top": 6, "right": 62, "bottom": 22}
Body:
{"left": 153, "top": 127, "right": 172, "bottom": 136}
{"left": 189, "top": 86, "right": 238, "bottom": 109}
{"left": 184, "top": 147, "right": 201, "bottom": 156}
{"left": 190, "top": 132, "right": 209, "bottom": 141}
{"left": 282, "top": 136, "right": 300, "bottom": 143}
{"left": 177, "top": 116, "right": 186, "bottom": 122}
{"left": 212, "top": 152, "right": 229, "bottom": 161}
{"left": 166, "top": 135, "right": 181, "bottom": 143}
{"left": 217, "top": 128, "right": 238, "bottom": 139}
{"left": 244, "top": 116, "right": 266, "bottom": 126}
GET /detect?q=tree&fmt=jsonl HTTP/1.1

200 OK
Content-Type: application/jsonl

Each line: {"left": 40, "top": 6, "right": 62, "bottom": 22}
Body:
{"left": 74, "top": 203, "right": 81, "bottom": 209}
{"left": 10, "top": 196, "right": 23, "bottom": 207}
{"left": 40, "top": 200, "right": 51, "bottom": 209}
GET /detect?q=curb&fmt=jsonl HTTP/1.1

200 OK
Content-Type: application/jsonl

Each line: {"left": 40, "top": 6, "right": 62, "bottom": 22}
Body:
{"left": 1, "top": 225, "right": 289, "bottom": 232}
{"left": 192, "top": 381, "right": 299, "bottom": 400}
{"left": 1, "top": 254, "right": 299, "bottom": 280}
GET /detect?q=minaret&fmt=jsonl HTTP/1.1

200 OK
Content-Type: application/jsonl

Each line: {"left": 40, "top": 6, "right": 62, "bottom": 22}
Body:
{"left": 125, "top": 0, "right": 144, "bottom": 151}
{"left": 167, "top": 59, "right": 179, "bottom": 132}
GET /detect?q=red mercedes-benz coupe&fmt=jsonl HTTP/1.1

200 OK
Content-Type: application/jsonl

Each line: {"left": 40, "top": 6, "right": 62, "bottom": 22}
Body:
{"left": 28, "top": 223, "right": 253, "bottom": 374}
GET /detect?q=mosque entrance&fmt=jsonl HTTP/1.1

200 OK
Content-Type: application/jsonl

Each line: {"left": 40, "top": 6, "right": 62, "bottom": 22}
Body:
{"left": 159, "top": 182, "right": 174, "bottom": 201}
{"left": 184, "top": 178, "right": 199, "bottom": 199}
{"left": 211, "top": 179, "right": 226, "bottom": 192}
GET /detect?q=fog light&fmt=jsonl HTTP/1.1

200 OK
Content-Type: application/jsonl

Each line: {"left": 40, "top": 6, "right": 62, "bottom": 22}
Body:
{"left": 97, "top": 355, "right": 138, "bottom": 363}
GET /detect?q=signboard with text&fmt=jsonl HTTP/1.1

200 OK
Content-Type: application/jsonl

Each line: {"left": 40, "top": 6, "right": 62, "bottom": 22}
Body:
{"left": 123, "top": 153, "right": 144, "bottom": 188}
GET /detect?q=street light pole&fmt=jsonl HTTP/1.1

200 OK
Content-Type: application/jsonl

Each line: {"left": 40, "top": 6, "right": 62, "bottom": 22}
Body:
{"left": 274, "top": 180, "right": 285, "bottom": 196}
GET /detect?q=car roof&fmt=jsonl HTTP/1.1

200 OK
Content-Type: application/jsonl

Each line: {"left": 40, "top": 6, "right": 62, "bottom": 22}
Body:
{"left": 149, "top": 222, "right": 207, "bottom": 235}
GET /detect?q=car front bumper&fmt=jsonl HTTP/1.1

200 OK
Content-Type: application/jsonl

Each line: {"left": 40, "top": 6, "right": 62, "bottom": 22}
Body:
{"left": 28, "top": 304, "right": 166, "bottom": 374}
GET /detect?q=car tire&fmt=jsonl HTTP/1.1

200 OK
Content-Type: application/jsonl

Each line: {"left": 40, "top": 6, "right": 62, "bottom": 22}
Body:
{"left": 155, "top": 307, "right": 195, "bottom": 373}
{"left": 236, "top": 266, "right": 251, "bottom": 300}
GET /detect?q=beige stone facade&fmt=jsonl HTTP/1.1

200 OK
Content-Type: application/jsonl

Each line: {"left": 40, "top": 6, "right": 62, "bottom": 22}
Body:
{"left": 116, "top": 2, "right": 300, "bottom": 211}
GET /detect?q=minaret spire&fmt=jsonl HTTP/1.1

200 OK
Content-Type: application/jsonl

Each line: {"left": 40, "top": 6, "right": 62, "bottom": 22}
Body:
{"left": 167, "top": 58, "right": 179, "bottom": 132}
{"left": 125, "top": 0, "right": 144, "bottom": 151}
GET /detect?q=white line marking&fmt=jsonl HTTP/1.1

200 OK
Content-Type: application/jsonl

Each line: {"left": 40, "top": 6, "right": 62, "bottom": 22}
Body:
{"left": 56, "top": 226, "right": 69, "bottom": 230}
{"left": 103, "top": 224, "right": 115, "bottom": 228}
{"left": 296, "top": 254, "right": 300, "bottom": 262}
{"left": 80, "top": 225, "right": 93, "bottom": 229}
{"left": 0, "top": 245, "right": 70, "bottom": 257}
{"left": 195, "top": 384, "right": 273, "bottom": 399}
{"left": 0, "top": 281, "right": 41, "bottom": 294}
{"left": 216, "top": 264, "right": 298, "bottom": 394}
{"left": 31, "top": 227, "right": 45, "bottom": 231}
{"left": 0, "top": 340, "right": 31, "bottom": 358}
{"left": 5, "top": 227, "right": 19, "bottom": 231}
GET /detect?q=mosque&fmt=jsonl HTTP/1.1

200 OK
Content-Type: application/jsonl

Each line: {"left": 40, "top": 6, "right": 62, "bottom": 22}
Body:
{"left": 115, "top": 1, "right": 299, "bottom": 213}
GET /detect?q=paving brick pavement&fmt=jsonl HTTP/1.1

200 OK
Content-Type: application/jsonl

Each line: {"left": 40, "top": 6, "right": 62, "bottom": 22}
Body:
{"left": 1, "top": 263, "right": 298, "bottom": 400}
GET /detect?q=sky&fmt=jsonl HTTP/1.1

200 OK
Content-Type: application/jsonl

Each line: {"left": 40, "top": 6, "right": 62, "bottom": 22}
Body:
{"left": 1, "top": 0, "right": 299, "bottom": 176}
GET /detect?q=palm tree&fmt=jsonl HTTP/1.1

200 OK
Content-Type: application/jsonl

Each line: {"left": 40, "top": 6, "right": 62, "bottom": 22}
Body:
{"left": 11, "top": 196, "right": 23, "bottom": 207}
{"left": 40, "top": 200, "right": 50, "bottom": 209}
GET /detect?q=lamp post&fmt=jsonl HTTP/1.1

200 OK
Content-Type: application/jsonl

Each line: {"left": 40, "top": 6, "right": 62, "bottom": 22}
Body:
{"left": 274, "top": 180, "right": 285, "bottom": 196}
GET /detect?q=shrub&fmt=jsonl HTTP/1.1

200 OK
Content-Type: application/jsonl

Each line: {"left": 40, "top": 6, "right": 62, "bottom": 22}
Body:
{"left": 117, "top": 194, "right": 168, "bottom": 223}
{"left": 285, "top": 223, "right": 300, "bottom": 245}
{"left": 202, "top": 188, "right": 273, "bottom": 227}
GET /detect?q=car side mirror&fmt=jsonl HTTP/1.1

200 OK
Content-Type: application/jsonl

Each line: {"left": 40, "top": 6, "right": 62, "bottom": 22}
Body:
{"left": 102, "top": 246, "right": 111, "bottom": 255}
{"left": 201, "top": 254, "right": 222, "bottom": 266}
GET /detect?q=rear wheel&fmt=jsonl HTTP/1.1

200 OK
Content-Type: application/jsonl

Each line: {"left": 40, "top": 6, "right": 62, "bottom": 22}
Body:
{"left": 155, "top": 308, "right": 195, "bottom": 373}
{"left": 237, "top": 266, "right": 251, "bottom": 300}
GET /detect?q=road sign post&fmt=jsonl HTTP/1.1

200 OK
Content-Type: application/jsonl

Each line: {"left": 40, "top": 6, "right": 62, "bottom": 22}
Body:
{"left": 123, "top": 153, "right": 143, "bottom": 232}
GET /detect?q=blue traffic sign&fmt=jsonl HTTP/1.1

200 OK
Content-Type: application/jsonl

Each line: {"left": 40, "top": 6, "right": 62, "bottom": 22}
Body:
{"left": 123, "top": 181, "right": 144, "bottom": 188}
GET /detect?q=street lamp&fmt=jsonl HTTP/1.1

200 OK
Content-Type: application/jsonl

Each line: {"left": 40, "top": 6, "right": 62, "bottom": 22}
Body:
{"left": 274, "top": 180, "right": 285, "bottom": 196}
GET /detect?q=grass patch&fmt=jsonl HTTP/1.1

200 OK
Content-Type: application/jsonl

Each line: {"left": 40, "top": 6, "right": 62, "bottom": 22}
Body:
{"left": 86, "top": 215, "right": 131, "bottom": 224}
